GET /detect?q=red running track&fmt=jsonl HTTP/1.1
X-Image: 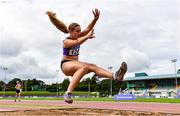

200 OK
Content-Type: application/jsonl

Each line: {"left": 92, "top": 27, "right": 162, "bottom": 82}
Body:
{"left": 0, "top": 100, "right": 180, "bottom": 114}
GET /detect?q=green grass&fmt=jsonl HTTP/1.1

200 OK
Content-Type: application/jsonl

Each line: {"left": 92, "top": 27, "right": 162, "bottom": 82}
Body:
{"left": 1, "top": 91, "right": 180, "bottom": 103}
{"left": 0, "top": 91, "right": 90, "bottom": 96}
{"left": 1, "top": 97, "right": 180, "bottom": 103}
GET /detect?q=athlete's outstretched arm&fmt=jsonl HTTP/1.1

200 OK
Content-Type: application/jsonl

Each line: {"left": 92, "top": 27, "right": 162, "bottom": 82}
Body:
{"left": 46, "top": 11, "right": 69, "bottom": 33}
{"left": 80, "top": 9, "right": 100, "bottom": 37}
{"left": 63, "top": 30, "right": 94, "bottom": 48}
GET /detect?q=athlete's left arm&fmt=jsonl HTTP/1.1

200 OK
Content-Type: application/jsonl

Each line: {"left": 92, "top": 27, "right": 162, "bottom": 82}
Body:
{"left": 80, "top": 9, "right": 100, "bottom": 37}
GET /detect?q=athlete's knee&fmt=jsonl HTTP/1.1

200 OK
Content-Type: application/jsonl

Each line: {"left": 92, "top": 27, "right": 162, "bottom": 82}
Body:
{"left": 81, "top": 64, "right": 89, "bottom": 73}
{"left": 85, "top": 63, "right": 97, "bottom": 72}
{"left": 89, "top": 63, "right": 97, "bottom": 67}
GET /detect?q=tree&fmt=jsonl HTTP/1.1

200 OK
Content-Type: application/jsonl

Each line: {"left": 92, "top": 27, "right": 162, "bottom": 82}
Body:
{"left": 75, "top": 78, "right": 89, "bottom": 91}
{"left": 0, "top": 81, "right": 5, "bottom": 91}
{"left": 60, "top": 78, "right": 70, "bottom": 91}
{"left": 75, "top": 75, "right": 99, "bottom": 91}
{"left": 25, "top": 78, "right": 45, "bottom": 91}
{"left": 7, "top": 78, "right": 22, "bottom": 91}
{"left": 46, "top": 83, "right": 57, "bottom": 92}
{"left": 91, "top": 74, "right": 100, "bottom": 91}
{"left": 98, "top": 79, "right": 110, "bottom": 96}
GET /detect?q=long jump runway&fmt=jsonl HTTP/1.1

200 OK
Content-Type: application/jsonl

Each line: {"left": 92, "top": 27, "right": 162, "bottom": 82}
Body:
{"left": 0, "top": 100, "right": 180, "bottom": 115}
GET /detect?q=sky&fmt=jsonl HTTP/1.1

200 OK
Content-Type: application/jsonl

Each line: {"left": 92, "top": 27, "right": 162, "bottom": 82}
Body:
{"left": 0, "top": 0, "right": 180, "bottom": 84}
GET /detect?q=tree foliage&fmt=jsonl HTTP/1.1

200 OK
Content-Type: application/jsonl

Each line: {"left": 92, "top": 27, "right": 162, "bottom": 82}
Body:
{"left": 1, "top": 73, "right": 127, "bottom": 96}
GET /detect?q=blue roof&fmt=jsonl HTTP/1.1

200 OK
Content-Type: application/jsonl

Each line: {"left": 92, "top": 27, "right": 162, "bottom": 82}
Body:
{"left": 124, "top": 73, "right": 180, "bottom": 81}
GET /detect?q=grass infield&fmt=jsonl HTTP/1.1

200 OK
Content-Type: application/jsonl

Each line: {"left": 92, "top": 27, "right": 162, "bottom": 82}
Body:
{"left": 1, "top": 91, "right": 180, "bottom": 103}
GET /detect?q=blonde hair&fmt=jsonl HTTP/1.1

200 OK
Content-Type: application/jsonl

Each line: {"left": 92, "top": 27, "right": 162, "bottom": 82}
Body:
{"left": 68, "top": 23, "right": 80, "bottom": 32}
{"left": 46, "top": 13, "right": 80, "bottom": 34}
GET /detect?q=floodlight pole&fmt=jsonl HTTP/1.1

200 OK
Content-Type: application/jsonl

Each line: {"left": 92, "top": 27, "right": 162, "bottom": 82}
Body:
{"left": 171, "top": 59, "right": 177, "bottom": 88}
{"left": 1, "top": 66, "right": 8, "bottom": 97}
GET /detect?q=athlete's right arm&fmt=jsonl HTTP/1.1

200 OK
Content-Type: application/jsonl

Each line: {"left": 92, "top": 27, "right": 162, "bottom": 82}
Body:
{"left": 63, "top": 30, "right": 94, "bottom": 48}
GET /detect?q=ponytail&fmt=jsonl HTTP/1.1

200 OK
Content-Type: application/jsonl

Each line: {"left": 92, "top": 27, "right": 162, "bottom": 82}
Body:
{"left": 46, "top": 11, "right": 69, "bottom": 33}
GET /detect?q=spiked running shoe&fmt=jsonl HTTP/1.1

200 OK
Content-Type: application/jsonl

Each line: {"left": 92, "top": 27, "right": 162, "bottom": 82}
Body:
{"left": 114, "top": 62, "right": 127, "bottom": 81}
{"left": 64, "top": 92, "right": 73, "bottom": 104}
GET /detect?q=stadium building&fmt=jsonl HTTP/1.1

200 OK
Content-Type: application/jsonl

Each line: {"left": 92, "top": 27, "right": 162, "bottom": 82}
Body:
{"left": 124, "top": 72, "right": 180, "bottom": 98}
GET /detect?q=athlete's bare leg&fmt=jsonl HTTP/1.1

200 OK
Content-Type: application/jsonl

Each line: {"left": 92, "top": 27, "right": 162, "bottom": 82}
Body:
{"left": 62, "top": 60, "right": 127, "bottom": 104}
{"left": 62, "top": 61, "right": 113, "bottom": 93}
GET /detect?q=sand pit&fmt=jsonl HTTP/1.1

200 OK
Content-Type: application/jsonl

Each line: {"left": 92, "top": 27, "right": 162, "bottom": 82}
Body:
{"left": 1, "top": 100, "right": 180, "bottom": 115}
{"left": 0, "top": 108, "right": 178, "bottom": 116}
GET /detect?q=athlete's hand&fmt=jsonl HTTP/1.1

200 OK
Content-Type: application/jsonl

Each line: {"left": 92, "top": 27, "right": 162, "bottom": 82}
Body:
{"left": 46, "top": 11, "right": 56, "bottom": 17}
{"left": 86, "top": 29, "right": 95, "bottom": 39}
{"left": 92, "top": 9, "right": 100, "bottom": 20}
